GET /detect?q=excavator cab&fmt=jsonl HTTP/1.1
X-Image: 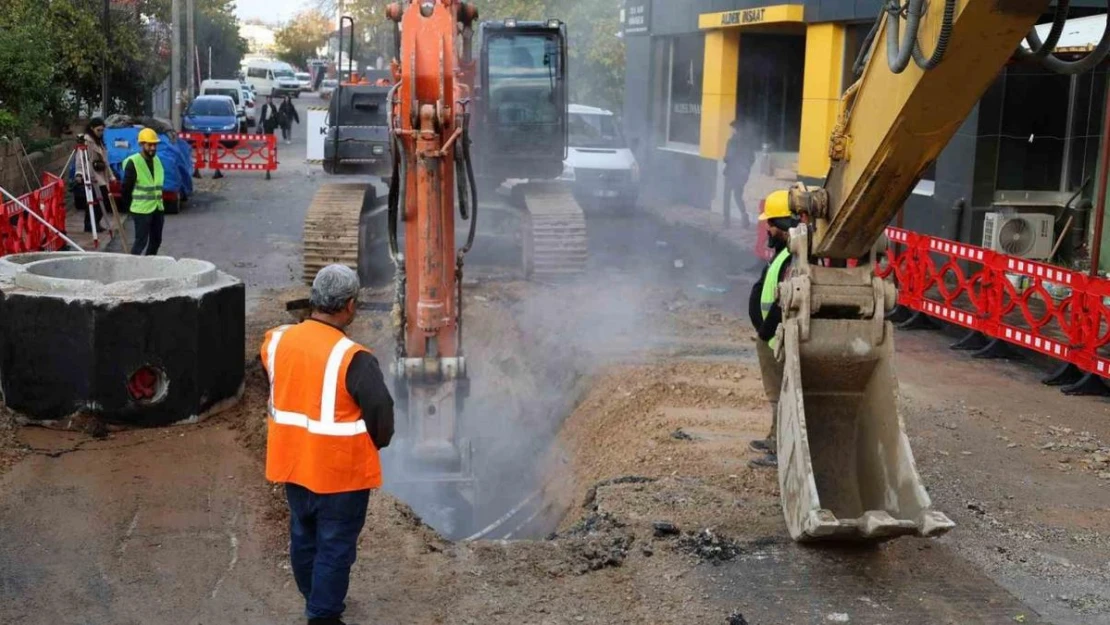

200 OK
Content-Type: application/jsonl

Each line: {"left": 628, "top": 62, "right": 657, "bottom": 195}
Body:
{"left": 476, "top": 20, "right": 568, "bottom": 182}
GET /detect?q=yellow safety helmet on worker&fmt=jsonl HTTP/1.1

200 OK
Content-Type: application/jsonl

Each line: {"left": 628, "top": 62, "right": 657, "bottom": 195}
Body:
{"left": 137, "top": 128, "right": 161, "bottom": 145}
{"left": 759, "top": 190, "right": 791, "bottom": 221}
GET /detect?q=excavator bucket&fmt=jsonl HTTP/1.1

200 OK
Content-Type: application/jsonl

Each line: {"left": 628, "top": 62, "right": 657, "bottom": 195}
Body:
{"left": 775, "top": 231, "right": 954, "bottom": 542}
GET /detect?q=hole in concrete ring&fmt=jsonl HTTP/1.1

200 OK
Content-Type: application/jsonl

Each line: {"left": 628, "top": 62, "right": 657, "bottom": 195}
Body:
{"left": 427, "top": 404, "right": 437, "bottom": 416}
{"left": 127, "top": 365, "right": 169, "bottom": 405}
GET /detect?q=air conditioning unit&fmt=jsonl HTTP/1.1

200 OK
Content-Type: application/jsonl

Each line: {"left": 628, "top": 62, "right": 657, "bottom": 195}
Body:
{"left": 982, "top": 212, "right": 1054, "bottom": 259}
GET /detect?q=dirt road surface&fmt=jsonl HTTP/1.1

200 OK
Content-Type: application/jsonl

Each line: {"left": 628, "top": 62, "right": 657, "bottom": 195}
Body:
{"left": 2, "top": 94, "right": 1109, "bottom": 625}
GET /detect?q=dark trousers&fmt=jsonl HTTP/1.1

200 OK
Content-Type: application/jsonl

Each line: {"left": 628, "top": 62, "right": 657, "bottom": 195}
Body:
{"left": 727, "top": 180, "right": 751, "bottom": 228}
{"left": 286, "top": 483, "right": 370, "bottom": 620}
{"left": 281, "top": 124, "right": 293, "bottom": 140}
{"left": 130, "top": 211, "right": 164, "bottom": 255}
{"left": 74, "top": 185, "right": 109, "bottom": 232}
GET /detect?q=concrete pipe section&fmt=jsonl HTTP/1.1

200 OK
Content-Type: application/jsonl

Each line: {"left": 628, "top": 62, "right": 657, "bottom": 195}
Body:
{"left": 0, "top": 252, "right": 245, "bottom": 427}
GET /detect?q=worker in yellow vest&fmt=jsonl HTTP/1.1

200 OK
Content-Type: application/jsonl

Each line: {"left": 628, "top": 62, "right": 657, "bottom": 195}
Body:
{"left": 261, "top": 264, "right": 394, "bottom": 625}
{"left": 746, "top": 190, "right": 799, "bottom": 469}
{"left": 121, "top": 128, "right": 166, "bottom": 255}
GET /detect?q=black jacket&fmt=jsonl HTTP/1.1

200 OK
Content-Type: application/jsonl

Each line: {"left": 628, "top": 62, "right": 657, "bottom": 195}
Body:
{"left": 259, "top": 103, "right": 280, "bottom": 131}
{"left": 749, "top": 246, "right": 792, "bottom": 343}
{"left": 279, "top": 100, "right": 300, "bottom": 127}
{"left": 724, "top": 130, "right": 756, "bottom": 182}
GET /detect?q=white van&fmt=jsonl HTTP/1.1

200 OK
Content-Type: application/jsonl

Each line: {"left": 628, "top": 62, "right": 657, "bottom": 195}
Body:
{"left": 198, "top": 79, "right": 248, "bottom": 132}
{"left": 560, "top": 104, "right": 640, "bottom": 211}
{"left": 244, "top": 60, "right": 302, "bottom": 98}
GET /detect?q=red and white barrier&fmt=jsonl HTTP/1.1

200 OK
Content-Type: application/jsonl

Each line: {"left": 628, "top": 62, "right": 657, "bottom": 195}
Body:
{"left": 180, "top": 132, "right": 278, "bottom": 179}
{"left": 877, "top": 226, "right": 1110, "bottom": 391}
{"left": 1, "top": 173, "right": 69, "bottom": 256}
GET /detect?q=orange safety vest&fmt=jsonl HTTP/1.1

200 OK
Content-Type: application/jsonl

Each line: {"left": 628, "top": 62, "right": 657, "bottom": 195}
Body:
{"left": 261, "top": 320, "right": 383, "bottom": 494}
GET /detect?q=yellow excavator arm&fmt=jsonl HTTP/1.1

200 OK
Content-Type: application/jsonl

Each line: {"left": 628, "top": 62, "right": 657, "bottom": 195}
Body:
{"left": 774, "top": 0, "right": 1108, "bottom": 541}
{"left": 800, "top": 0, "right": 1050, "bottom": 258}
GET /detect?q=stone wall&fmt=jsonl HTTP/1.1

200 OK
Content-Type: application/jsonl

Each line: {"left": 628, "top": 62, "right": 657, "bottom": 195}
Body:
{"left": 0, "top": 139, "right": 75, "bottom": 197}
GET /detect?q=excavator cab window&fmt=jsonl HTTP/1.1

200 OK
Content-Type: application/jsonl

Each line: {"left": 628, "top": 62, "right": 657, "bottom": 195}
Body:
{"left": 479, "top": 23, "right": 568, "bottom": 175}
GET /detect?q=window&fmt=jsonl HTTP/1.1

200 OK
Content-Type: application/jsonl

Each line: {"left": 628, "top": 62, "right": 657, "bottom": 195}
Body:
{"left": 664, "top": 34, "right": 704, "bottom": 149}
{"left": 189, "top": 99, "right": 235, "bottom": 117}
{"left": 995, "top": 63, "right": 1072, "bottom": 191}
{"left": 204, "top": 88, "right": 240, "bottom": 104}
{"left": 248, "top": 67, "right": 267, "bottom": 79}
{"left": 569, "top": 113, "right": 625, "bottom": 149}
{"left": 484, "top": 32, "right": 564, "bottom": 154}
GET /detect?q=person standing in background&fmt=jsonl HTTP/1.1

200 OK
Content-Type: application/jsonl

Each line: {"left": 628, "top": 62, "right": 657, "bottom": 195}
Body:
{"left": 121, "top": 128, "right": 166, "bottom": 256}
{"left": 279, "top": 95, "right": 300, "bottom": 145}
{"left": 723, "top": 119, "right": 756, "bottom": 228}
{"left": 74, "top": 117, "right": 116, "bottom": 233}
{"left": 259, "top": 95, "right": 280, "bottom": 136}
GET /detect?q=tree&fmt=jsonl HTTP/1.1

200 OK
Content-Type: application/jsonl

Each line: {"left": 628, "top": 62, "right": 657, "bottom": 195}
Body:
{"left": 275, "top": 10, "right": 334, "bottom": 70}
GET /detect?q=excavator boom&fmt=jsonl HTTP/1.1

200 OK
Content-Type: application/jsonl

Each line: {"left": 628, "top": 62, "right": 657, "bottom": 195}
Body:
{"left": 771, "top": 0, "right": 1097, "bottom": 541}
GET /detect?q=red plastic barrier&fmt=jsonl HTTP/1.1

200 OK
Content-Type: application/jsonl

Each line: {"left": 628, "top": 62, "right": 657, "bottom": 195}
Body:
{"left": 754, "top": 200, "right": 773, "bottom": 261}
{"left": 178, "top": 132, "right": 208, "bottom": 173}
{"left": 881, "top": 226, "right": 1110, "bottom": 381}
{"left": 1, "top": 173, "right": 68, "bottom": 256}
{"left": 178, "top": 132, "right": 277, "bottom": 179}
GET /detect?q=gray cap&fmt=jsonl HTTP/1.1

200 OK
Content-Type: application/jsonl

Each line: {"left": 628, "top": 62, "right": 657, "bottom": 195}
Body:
{"left": 310, "top": 264, "right": 360, "bottom": 314}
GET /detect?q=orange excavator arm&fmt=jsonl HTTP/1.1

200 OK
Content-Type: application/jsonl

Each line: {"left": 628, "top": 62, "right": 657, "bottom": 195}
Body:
{"left": 384, "top": 0, "right": 479, "bottom": 471}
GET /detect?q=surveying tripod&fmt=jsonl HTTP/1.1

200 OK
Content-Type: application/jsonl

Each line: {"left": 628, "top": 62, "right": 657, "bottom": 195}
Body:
{"left": 74, "top": 135, "right": 128, "bottom": 251}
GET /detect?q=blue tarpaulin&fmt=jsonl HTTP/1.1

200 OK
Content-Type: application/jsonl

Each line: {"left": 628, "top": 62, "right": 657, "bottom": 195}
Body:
{"left": 71, "top": 128, "right": 194, "bottom": 197}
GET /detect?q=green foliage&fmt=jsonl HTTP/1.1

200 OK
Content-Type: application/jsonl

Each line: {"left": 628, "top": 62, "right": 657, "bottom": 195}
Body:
{"left": 275, "top": 10, "right": 334, "bottom": 69}
{"left": 0, "top": 0, "right": 247, "bottom": 136}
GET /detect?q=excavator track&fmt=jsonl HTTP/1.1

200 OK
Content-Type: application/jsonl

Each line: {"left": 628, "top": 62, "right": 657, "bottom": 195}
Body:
{"left": 518, "top": 183, "right": 588, "bottom": 280}
{"left": 302, "top": 182, "right": 369, "bottom": 285}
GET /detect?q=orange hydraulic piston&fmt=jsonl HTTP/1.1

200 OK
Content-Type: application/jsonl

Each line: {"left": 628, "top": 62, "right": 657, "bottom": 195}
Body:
{"left": 392, "top": 0, "right": 468, "bottom": 359}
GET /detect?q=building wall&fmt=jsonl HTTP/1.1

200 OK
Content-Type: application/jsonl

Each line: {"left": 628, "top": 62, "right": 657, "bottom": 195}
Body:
{"left": 624, "top": 0, "right": 1108, "bottom": 248}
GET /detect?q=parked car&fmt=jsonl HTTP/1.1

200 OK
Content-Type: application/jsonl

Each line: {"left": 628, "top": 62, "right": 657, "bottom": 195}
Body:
{"left": 199, "top": 79, "right": 248, "bottom": 132}
{"left": 182, "top": 95, "right": 240, "bottom": 135}
{"left": 559, "top": 104, "right": 640, "bottom": 212}
{"left": 295, "top": 72, "right": 312, "bottom": 92}
{"left": 240, "top": 85, "right": 256, "bottom": 127}
{"left": 319, "top": 79, "right": 338, "bottom": 100}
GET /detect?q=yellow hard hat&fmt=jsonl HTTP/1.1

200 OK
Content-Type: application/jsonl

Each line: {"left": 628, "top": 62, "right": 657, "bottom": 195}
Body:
{"left": 137, "top": 128, "right": 161, "bottom": 145}
{"left": 759, "top": 190, "right": 791, "bottom": 221}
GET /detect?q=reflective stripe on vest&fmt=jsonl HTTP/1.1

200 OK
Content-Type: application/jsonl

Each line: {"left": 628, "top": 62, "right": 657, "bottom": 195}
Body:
{"left": 265, "top": 326, "right": 367, "bottom": 437}
{"left": 761, "top": 248, "right": 791, "bottom": 349}
{"left": 125, "top": 154, "right": 164, "bottom": 214}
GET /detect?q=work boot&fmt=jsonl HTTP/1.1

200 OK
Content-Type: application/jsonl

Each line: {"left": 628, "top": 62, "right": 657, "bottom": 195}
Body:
{"left": 748, "top": 454, "right": 777, "bottom": 469}
{"left": 748, "top": 438, "right": 774, "bottom": 454}
{"left": 308, "top": 618, "right": 356, "bottom": 625}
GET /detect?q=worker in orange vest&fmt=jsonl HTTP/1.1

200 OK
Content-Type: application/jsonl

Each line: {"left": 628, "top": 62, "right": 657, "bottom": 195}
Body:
{"left": 261, "top": 264, "right": 394, "bottom": 625}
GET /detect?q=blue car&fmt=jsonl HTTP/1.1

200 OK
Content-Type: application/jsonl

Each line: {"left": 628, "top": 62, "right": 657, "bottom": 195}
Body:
{"left": 182, "top": 95, "right": 240, "bottom": 134}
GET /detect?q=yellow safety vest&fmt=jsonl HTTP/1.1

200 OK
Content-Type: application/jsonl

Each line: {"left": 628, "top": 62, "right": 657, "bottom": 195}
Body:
{"left": 125, "top": 153, "right": 164, "bottom": 214}
{"left": 760, "top": 248, "right": 791, "bottom": 350}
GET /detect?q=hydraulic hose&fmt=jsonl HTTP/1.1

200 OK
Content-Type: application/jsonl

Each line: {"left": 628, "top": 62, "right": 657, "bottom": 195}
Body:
{"left": 1014, "top": 0, "right": 1069, "bottom": 61}
{"left": 853, "top": 12, "right": 882, "bottom": 77}
{"left": 460, "top": 117, "right": 478, "bottom": 256}
{"left": 886, "top": 0, "right": 927, "bottom": 74}
{"left": 1023, "top": 0, "right": 1110, "bottom": 74}
{"left": 911, "top": 0, "right": 955, "bottom": 69}
{"left": 385, "top": 82, "right": 403, "bottom": 264}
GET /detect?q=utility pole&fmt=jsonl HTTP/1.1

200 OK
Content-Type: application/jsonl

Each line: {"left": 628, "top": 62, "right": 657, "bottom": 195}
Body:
{"left": 101, "top": 0, "right": 110, "bottom": 116}
{"left": 171, "top": 0, "right": 182, "bottom": 130}
{"left": 186, "top": 0, "right": 195, "bottom": 97}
